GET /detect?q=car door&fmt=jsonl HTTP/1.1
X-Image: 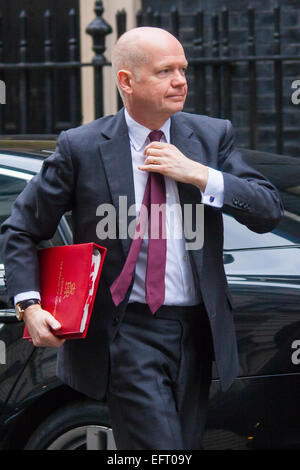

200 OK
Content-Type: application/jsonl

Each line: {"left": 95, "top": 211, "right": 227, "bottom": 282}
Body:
{"left": 204, "top": 151, "right": 300, "bottom": 450}
{"left": 223, "top": 214, "right": 300, "bottom": 380}
{"left": 0, "top": 167, "right": 71, "bottom": 411}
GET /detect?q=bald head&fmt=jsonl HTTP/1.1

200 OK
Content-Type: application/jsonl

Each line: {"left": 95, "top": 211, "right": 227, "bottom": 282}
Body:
{"left": 112, "top": 27, "right": 183, "bottom": 81}
{"left": 111, "top": 27, "right": 188, "bottom": 129}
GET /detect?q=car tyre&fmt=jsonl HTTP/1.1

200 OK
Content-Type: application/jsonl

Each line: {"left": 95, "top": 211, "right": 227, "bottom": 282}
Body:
{"left": 24, "top": 400, "right": 115, "bottom": 450}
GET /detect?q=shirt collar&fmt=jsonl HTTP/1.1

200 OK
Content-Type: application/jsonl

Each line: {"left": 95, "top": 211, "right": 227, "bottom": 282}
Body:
{"left": 124, "top": 108, "right": 171, "bottom": 151}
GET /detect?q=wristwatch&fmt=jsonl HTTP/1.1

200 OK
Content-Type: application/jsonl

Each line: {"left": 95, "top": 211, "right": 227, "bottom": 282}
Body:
{"left": 15, "top": 299, "right": 41, "bottom": 321}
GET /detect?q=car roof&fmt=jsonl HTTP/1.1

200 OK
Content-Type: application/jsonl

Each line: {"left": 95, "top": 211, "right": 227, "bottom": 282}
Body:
{"left": 0, "top": 138, "right": 57, "bottom": 173}
{"left": 0, "top": 137, "right": 56, "bottom": 157}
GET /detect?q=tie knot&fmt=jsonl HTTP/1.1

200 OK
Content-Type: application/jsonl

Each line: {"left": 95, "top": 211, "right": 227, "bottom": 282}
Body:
{"left": 148, "top": 130, "right": 164, "bottom": 143}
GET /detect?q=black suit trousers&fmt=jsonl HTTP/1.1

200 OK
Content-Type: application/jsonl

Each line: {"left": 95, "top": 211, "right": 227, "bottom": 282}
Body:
{"left": 107, "top": 302, "right": 214, "bottom": 450}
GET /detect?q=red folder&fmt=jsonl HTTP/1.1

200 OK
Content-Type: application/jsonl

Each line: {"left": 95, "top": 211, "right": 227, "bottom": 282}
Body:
{"left": 23, "top": 242, "right": 107, "bottom": 340}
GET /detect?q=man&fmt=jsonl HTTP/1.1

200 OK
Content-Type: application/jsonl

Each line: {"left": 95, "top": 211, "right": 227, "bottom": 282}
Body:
{"left": 1, "top": 27, "right": 283, "bottom": 449}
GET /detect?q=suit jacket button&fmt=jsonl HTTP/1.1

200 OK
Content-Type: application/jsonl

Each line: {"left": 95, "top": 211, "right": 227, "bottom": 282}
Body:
{"left": 113, "top": 316, "right": 119, "bottom": 326}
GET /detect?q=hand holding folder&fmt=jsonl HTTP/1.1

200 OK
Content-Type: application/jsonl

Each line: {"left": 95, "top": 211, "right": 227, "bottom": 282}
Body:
{"left": 23, "top": 242, "right": 107, "bottom": 341}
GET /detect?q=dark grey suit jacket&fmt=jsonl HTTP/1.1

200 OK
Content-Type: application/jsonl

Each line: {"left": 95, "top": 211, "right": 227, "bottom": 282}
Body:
{"left": 1, "top": 109, "right": 284, "bottom": 400}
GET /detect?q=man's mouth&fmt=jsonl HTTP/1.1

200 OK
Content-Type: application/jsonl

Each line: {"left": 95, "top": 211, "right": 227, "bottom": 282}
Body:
{"left": 167, "top": 94, "right": 185, "bottom": 99}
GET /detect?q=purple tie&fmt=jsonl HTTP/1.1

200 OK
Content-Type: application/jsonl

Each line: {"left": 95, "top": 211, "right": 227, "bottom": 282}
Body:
{"left": 110, "top": 130, "right": 166, "bottom": 314}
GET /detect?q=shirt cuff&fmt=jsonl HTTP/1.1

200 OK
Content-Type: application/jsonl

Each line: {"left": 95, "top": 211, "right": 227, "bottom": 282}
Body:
{"left": 200, "top": 167, "right": 224, "bottom": 208}
{"left": 14, "top": 291, "right": 41, "bottom": 306}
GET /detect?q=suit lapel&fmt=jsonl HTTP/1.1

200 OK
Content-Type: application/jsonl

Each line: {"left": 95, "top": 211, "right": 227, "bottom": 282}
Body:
{"left": 170, "top": 112, "right": 206, "bottom": 209}
{"left": 98, "top": 109, "right": 135, "bottom": 257}
{"left": 170, "top": 113, "right": 209, "bottom": 166}
{"left": 170, "top": 113, "right": 204, "bottom": 273}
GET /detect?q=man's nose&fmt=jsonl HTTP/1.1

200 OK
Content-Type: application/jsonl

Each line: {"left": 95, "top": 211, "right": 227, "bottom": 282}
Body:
{"left": 171, "top": 70, "right": 187, "bottom": 87}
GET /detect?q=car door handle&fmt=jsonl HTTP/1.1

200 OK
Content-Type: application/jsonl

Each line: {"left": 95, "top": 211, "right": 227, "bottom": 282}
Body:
{"left": 223, "top": 253, "right": 234, "bottom": 264}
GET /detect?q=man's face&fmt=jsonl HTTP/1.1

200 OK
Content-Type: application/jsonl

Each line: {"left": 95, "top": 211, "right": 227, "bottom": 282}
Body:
{"left": 128, "top": 39, "right": 188, "bottom": 123}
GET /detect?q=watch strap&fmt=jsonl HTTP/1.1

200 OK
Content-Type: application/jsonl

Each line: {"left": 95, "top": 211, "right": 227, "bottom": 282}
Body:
{"left": 18, "top": 299, "right": 41, "bottom": 311}
{"left": 15, "top": 299, "right": 41, "bottom": 321}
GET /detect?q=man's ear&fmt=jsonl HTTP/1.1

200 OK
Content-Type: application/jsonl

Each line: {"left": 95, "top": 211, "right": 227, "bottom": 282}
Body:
{"left": 117, "top": 69, "right": 134, "bottom": 96}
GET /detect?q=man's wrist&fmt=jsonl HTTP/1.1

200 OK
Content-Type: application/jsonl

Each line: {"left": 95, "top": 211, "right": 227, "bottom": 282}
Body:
{"left": 23, "top": 303, "right": 42, "bottom": 322}
{"left": 189, "top": 162, "right": 209, "bottom": 192}
{"left": 15, "top": 299, "right": 41, "bottom": 321}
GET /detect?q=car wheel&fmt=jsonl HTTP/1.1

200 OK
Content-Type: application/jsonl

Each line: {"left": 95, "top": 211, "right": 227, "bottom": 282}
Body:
{"left": 24, "top": 400, "right": 116, "bottom": 450}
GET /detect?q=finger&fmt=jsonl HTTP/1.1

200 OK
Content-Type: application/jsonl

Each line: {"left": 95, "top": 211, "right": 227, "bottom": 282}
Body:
{"left": 144, "top": 142, "right": 167, "bottom": 151}
{"left": 48, "top": 335, "right": 66, "bottom": 348}
{"left": 144, "top": 147, "right": 165, "bottom": 157}
{"left": 34, "top": 331, "right": 65, "bottom": 348}
{"left": 138, "top": 164, "right": 164, "bottom": 173}
{"left": 46, "top": 315, "right": 62, "bottom": 331}
{"left": 144, "top": 156, "right": 162, "bottom": 165}
{"left": 42, "top": 338, "right": 65, "bottom": 348}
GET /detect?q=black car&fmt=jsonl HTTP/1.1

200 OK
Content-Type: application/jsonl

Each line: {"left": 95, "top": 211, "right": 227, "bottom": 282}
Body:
{"left": 0, "top": 138, "right": 299, "bottom": 450}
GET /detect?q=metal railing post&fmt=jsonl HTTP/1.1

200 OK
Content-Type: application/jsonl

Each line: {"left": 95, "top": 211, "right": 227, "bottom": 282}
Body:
{"left": 86, "top": 0, "right": 112, "bottom": 119}
{"left": 193, "top": 9, "right": 205, "bottom": 115}
{"left": 44, "top": 10, "right": 54, "bottom": 133}
{"left": 19, "top": 10, "right": 28, "bottom": 133}
{"left": 116, "top": 9, "right": 126, "bottom": 111}
{"left": 248, "top": 4, "right": 257, "bottom": 150}
{"left": 274, "top": 2, "right": 283, "bottom": 154}
{"left": 0, "top": 11, "right": 4, "bottom": 133}
{"left": 69, "top": 8, "right": 80, "bottom": 127}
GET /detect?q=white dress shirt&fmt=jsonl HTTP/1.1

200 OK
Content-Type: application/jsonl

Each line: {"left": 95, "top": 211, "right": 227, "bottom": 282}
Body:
{"left": 14, "top": 110, "right": 224, "bottom": 307}
{"left": 125, "top": 110, "right": 224, "bottom": 306}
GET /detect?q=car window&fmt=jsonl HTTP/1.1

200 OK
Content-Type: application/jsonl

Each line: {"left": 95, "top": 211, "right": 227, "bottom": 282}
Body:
{"left": 65, "top": 211, "right": 72, "bottom": 232}
{"left": 0, "top": 169, "right": 67, "bottom": 311}
{"left": 0, "top": 172, "right": 27, "bottom": 240}
{"left": 0, "top": 170, "right": 65, "bottom": 265}
{"left": 224, "top": 149, "right": 300, "bottom": 250}
{"left": 223, "top": 213, "right": 295, "bottom": 250}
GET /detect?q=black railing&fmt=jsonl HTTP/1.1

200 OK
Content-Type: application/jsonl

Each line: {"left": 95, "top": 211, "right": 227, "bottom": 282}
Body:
{"left": 0, "top": 1, "right": 299, "bottom": 156}
{"left": 135, "top": 3, "right": 297, "bottom": 155}
{"left": 0, "top": 0, "right": 111, "bottom": 135}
